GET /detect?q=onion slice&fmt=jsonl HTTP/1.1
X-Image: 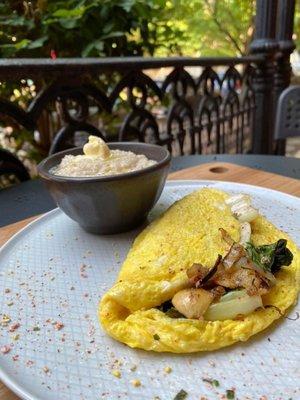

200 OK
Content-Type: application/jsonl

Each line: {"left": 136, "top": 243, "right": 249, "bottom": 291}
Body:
{"left": 204, "top": 293, "right": 263, "bottom": 321}
{"left": 225, "top": 194, "right": 251, "bottom": 207}
{"left": 239, "top": 222, "right": 251, "bottom": 245}
{"left": 219, "top": 289, "right": 247, "bottom": 302}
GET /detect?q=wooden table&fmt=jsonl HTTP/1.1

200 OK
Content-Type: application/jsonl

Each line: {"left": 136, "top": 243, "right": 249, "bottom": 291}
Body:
{"left": 1, "top": 161, "right": 299, "bottom": 400}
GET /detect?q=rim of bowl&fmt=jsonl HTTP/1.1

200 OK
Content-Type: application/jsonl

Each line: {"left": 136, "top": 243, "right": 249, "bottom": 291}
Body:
{"left": 38, "top": 142, "right": 171, "bottom": 183}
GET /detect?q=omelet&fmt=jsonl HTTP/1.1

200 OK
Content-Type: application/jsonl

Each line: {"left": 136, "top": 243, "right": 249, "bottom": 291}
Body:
{"left": 99, "top": 188, "right": 300, "bottom": 353}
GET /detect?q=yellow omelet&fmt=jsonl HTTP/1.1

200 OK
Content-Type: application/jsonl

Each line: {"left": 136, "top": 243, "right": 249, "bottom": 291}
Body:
{"left": 99, "top": 188, "right": 300, "bottom": 353}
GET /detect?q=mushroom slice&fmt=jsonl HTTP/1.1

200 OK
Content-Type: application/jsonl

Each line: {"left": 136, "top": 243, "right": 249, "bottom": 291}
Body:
{"left": 223, "top": 243, "right": 246, "bottom": 269}
{"left": 212, "top": 267, "right": 270, "bottom": 296}
{"left": 210, "top": 286, "right": 226, "bottom": 302}
{"left": 187, "top": 255, "right": 222, "bottom": 289}
{"left": 172, "top": 288, "right": 214, "bottom": 319}
{"left": 186, "top": 263, "right": 208, "bottom": 285}
{"left": 197, "top": 254, "right": 223, "bottom": 287}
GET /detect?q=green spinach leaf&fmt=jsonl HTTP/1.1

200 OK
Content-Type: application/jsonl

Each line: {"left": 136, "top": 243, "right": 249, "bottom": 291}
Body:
{"left": 245, "top": 239, "right": 293, "bottom": 273}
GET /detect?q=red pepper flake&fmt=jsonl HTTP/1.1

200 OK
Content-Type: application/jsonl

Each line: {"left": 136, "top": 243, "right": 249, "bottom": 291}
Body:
{"left": 88, "top": 326, "right": 95, "bottom": 336}
{"left": 80, "top": 263, "right": 89, "bottom": 278}
{"left": 1, "top": 345, "right": 11, "bottom": 354}
{"left": 53, "top": 322, "right": 64, "bottom": 331}
{"left": 12, "top": 355, "right": 19, "bottom": 361}
{"left": 9, "top": 322, "right": 20, "bottom": 332}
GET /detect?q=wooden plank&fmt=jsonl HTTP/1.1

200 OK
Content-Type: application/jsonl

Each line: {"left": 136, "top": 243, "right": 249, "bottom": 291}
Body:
{"left": 0, "top": 161, "right": 299, "bottom": 399}
{"left": 0, "top": 215, "right": 39, "bottom": 247}
{"left": 169, "top": 162, "right": 300, "bottom": 196}
{"left": 0, "top": 385, "right": 19, "bottom": 400}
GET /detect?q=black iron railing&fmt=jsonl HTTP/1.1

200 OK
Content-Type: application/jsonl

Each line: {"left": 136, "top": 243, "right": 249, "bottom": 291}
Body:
{"left": 0, "top": 56, "right": 261, "bottom": 157}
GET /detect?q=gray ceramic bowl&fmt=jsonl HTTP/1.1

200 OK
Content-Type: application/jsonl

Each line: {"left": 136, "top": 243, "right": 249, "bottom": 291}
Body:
{"left": 38, "top": 142, "right": 171, "bottom": 234}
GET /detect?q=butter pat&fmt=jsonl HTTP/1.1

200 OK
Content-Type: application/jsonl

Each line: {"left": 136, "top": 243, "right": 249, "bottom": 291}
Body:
{"left": 83, "top": 135, "right": 110, "bottom": 159}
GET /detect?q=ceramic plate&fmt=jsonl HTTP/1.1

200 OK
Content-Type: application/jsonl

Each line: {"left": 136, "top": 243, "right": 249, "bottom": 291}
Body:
{"left": 0, "top": 181, "right": 299, "bottom": 400}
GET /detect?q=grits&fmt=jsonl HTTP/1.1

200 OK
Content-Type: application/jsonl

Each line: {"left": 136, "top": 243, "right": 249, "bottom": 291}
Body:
{"left": 53, "top": 136, "right": 156, "bottom": 177}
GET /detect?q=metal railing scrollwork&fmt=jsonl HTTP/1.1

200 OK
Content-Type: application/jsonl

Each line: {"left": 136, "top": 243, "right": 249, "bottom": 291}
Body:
{"left": 0, "top": 57, "right": 259, "bottom": 168}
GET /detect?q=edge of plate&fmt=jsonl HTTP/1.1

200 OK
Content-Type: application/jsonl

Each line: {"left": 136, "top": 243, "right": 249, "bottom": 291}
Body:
{"left": 0, "top": 179, "right": 298, "bottom": 400}
{"left": 166, "top": 179, "right": 300, "bottom": 205}
{"left": 0, "top": 208, "right": 61, "bottom": 254}
{"left": 0, "top": 208, "right": 61, "bottom": 400}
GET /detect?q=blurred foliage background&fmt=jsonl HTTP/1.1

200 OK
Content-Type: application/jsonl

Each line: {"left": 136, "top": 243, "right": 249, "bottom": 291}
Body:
{"left": 0, "top": 0, "right": 299, "bottom": 185}
{"left": 0, "top": 0, "right": 259, "bottom": 58}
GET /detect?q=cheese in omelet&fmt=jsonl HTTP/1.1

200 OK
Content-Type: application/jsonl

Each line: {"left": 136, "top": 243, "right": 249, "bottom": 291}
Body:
{"left": 99, "top": 188, "right": 300, "bottom": 353}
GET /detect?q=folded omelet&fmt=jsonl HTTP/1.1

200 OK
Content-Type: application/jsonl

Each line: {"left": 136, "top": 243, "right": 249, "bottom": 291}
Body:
{"left": 99, "top": 188, "right": 300, "bottom": 353}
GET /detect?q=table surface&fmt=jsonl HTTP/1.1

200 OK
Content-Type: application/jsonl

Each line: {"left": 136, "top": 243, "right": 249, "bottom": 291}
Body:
{"left": 0, "top": 154, "right": 300, "bottom": 227}
{"left": 0, "top": 160, "right": 300, "bottom": 400}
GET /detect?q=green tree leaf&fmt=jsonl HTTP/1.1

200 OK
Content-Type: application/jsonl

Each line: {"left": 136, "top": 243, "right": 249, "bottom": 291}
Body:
{"left": 27, "top": 36, "right": 48, "bottom": 49}
{"left": 0, "top": 16, "right": 34, "bottom": 29}
{"left": 81, "top": 39, "right": 104, "bottom": 57}
{"left": 15, "top": 39, "right": 31, "bottom": 50}
{"left": 52, "top": 7, "right": 87, "bottom": 19}
{"left": 120, "top": 0, "right": 135, "bottom": 12}
{"left": 58, "top": 18, "right": 79, "bottom": 29}
{"left": 100, "top": 31, "right": 125, "bottom": 40}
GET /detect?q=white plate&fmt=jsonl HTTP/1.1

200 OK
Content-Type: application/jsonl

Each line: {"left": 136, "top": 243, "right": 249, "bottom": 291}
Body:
{"left": 0, "top": 181, "right": 299, "bottom": 400}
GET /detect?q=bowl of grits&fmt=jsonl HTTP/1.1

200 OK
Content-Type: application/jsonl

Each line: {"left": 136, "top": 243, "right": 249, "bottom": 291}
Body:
{"left": 38, "top": 136, "right": 171, "bottom": 234}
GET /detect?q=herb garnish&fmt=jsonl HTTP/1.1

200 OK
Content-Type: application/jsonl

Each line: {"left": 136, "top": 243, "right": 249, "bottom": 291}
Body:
{"left": 33, "top": 326, "right": 40, "bottom": 331}
{"left": 202, "top": 378, "right": 220, "bottom": 387}
{"left": 245, "top": 239, "right": 293, "bottom": 273}
{"left": 174, "top": 389, "right": 188, "bottom": 400}
{"left": 226, "top": 389, "right": 235, "bottom": 399}
{"left": 153, "top": 334, "right": 160, "bottom": 340}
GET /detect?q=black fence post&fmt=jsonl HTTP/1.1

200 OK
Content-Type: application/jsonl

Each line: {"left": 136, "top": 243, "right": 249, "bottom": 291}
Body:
{"left": 250, "top": 0, "right": 279, "bottom": 154}
{"left": 274, "top": 0, "right": 296, "bottom": 155}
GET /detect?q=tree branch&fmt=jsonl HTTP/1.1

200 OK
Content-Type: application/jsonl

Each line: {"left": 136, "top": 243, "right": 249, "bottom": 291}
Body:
{"left": 204, "top": 0, "right": 245, "bottom": 56}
